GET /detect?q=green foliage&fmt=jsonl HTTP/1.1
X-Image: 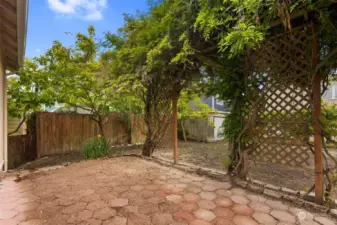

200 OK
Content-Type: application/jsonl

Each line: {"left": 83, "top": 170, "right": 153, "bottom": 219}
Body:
{"left": 83, "top": 135, "right": 110, "bottom": 159}
{"left": 220, "top": 23, "right": 264, "bottom": 56}
{"left": 178, "top": 91, "right": 213, "bottom": 120}
{"left": 322, "top": 103, "right": 337, "bottom": 138}
{"left": 7, "top": 58, "right": 56, "bottom": 134}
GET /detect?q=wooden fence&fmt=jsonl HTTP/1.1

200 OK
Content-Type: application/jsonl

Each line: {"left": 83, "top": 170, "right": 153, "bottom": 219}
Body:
{"left": 36, "top": 112, "right": 130, "bottom": 157}
{"left": 35, "top": 112, "right": 173, "bottom": 157}
{"left": 8, "top": 135, "right": 36, "bottom": 169}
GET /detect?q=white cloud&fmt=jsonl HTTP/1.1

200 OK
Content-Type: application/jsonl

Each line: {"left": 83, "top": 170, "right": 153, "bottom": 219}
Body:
{"left": 36, "top": 49, "right": 41, "bottom": 53}
{"left": 47, "top": 0, "right": 107, "bottom": 21}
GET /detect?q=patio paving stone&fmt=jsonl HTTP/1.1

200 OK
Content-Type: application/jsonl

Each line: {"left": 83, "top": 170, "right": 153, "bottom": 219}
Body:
{"left": 0, "top": 156, "right": 335, "bottom": 225}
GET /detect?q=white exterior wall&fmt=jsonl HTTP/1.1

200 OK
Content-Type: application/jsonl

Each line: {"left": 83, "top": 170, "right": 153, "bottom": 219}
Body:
{"left": 0, "top": 48, "right": 8, "bottom": 171}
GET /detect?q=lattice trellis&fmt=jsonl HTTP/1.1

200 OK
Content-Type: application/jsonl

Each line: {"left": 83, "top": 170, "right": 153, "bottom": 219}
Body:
{"left": 246, "top": 26, "right": 314, "bottom": 168}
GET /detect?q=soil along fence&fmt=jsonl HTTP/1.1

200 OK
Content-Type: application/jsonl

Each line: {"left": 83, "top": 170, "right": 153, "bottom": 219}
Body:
{"left": 36, "top": 112, "right": 130, "bottom": 157}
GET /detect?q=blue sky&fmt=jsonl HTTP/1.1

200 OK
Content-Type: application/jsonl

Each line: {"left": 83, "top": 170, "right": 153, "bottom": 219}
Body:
{"left": 26, "top": 0, "right": 149, "bottom": 58}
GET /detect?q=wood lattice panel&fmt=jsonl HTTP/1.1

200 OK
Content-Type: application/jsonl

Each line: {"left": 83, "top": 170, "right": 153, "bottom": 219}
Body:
{"left": 247, "top": 26, "right": 314, "bottom": 168}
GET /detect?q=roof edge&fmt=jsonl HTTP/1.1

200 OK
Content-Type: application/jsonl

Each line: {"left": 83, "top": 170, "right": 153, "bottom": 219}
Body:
{"left": 16, "top": 0, "right": 28, "bottom": 68}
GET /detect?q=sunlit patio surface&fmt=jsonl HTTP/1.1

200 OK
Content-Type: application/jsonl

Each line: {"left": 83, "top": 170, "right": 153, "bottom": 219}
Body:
{"left": 0, "top": 157, "right": 335, "bottom": 225}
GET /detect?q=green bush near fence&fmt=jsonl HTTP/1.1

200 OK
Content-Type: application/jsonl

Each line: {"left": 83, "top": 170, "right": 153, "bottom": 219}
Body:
{"left": 83, "top": 135, "right": 110, "bottom": 159}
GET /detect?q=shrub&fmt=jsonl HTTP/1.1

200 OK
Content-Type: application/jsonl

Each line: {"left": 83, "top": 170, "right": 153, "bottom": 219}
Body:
{"left": 83, "top": 135, "right": 110, "bottom": 159}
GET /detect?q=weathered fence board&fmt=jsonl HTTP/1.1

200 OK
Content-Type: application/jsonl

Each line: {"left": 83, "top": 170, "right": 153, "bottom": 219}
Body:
{"left": 36, "top": 112, "right": 130, "bottom": 157}
{"left": 8, "top": 135, "right": 36, "bottom": 169}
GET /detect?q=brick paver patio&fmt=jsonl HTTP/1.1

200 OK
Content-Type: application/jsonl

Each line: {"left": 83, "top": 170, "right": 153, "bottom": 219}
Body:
{"left": 0, "top": 157, "right": 335, "bottom": 225}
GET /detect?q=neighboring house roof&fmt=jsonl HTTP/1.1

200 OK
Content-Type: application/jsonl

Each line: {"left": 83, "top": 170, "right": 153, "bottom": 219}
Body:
{"left": 0, "top": 0, "right": 29, "bottom": 70}
{"left": 201, "top": 96, "right": 230, "bottom": 113}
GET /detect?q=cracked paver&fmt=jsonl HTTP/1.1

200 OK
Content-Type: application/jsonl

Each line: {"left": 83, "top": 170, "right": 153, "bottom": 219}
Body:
{"left": 0, "top": 157, "right": 336, "bottom": 224}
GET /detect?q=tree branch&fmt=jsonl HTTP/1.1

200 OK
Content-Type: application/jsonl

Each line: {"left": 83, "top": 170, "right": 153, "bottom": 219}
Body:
{"left": 8, "top": 112, "right": 27, "bottom": 136}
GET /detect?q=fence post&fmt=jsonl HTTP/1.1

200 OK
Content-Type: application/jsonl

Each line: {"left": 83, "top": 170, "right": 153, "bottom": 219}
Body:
{"left": 311, "top": 20, "right": 323, "bottom": 205}
{"left": 172, "top": 97, "right": 178, "bottom": 164}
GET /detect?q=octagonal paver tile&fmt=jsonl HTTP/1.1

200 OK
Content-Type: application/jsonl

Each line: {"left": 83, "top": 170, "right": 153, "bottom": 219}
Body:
{"left": 120, "top": 191, "right": 138, "bottom": 199}
{"left": 138, "top": 203, "right": 159, "bottom": 214}
{"left": 179, "top": 202, "right": 198, "bottom": 212}
{"left": 175, "top": 183, "right": 188, "bottom": 189}
{"left": 87, "top": 200, "right": 107, "bottom": 211}
{"left": 193, "top": 209, "right": 216, "bottom": 221}
{"left": 231, "top": 204, "right": 253, "bottom": 216}
{"left": 93, "top": 207, "right": 116, "bottom": 220}
{"left": 197, "top": 200, "right": 216, "bottom": 210}
{"left": 186, "top": 187, "right": 202, "bottom": 194}
{"left": 199, "top": 192, "right": 217, "bottom": 200}
{"left": 141, "top": 190, "right": 155, "bottom": 198}
{"left": 62, "top": 202, "right": 87, "bottom": 214}
{"left": 130, "top": 185, "right": 145, "bottom": 192}
{"left": 270, "top": 210, "right": 296, "bottom": 223}
{"left": 152, "top": 213, "right": 174, "bottom": 225}
{"left": 159, "top": 202, "right": 180, "bottom": 213}
{"left": 216, "top": 189, "right": 232, "bottom": 197}
{"left": 148, "top": 196, "right": 165, "bottom": 204}
{"left": 0, "top": 210, "right": 18, "bottom": 220}
{"left": 248, "top": 201, "right": 271, "bottom": 213}
{"left": 213, "top": 207, "right": 235, "bottom": 219}
{"left": 252, "top": 212, "right": 277, "bottom": 225}
{"left": 201, "top": 185, "right": 217, "bottom": 192}
{"left": 0, "top": 219, "right": 18, "bottom": 225}
{"left": 81, "top": 193, "right": 101, "bottom": 202}
{"left": 266, "top": 200, "right": 289, "bottom": 211}
{"left": 314, "top": 217, "right": 335, "bottom": 225}
{"left": 87, "top": 218, "right": 103, "bottom": 225}
{"left": 77, "top": 209, "right": 94, "bottom": 221}
{"left": 173, "top": 211, "right": 195, "bottom": 223}
{"left": 19, "top": 219, "right": 43, "bottom": 225}
{"left": 229, "top": 195, "right": 249, "bottom": 205}
{"left": 166, "top": 194, "right": 183, "bottom": 203}
{"left": 100, "top": 193, "right": 118, "bottom": 201}
{"left": 191, "top": 182, "right": 203, "bottom": 187}
{"left": 215, "top": 182, "right": 232, "bottom": 190}
{"left": 232, "top": 215, "right": 258, "bottom": 225}
{"left": 171, "top": 187, "right": 184, "bottom": 195}
{"left": 108, "top": 198, "right": 129, "bottom": 208}
{"left": 183, "top": 193, "right": 200, "bottom": 203}
{"left": 214, "top": 197, "right": 233, "bottom": 207}
{"left": 146, "top": 184, "right": 160, "bottom": 191}
{"left": 15, "top": 202, "right": 40, "bottom": 213}
{"left": 189, "top": 219, "right": 212, "bottom": 225}
{"left": 103, "top": 216, "right": 127, "bottom": 225}
{"left": 246, "top": 194, "right": 266, "bottom": 203}
{"left": 213, "top": 218, "right": 235, "bottom": 225}
{"left": 230, "top": 188, "right": 246, "bottom": 195}
{"left": 0, "top": 202, "right": 18, "bottom": 211}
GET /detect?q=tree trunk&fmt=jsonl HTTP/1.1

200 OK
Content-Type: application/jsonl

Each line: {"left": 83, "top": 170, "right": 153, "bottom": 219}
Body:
{"left": 142, "top": 87, "right": 153, "bottom": 156}
{"left": 181, "top": 120, "right": 187, "bottom": 142}
{"left": 142, "top": 136, "right": 156, "bottom": 156}
{"left": 97, "top": 116, "right": 105, "bottom": 137}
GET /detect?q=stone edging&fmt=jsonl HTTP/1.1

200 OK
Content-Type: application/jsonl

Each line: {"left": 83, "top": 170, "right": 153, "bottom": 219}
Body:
{"left": 140, "top": 155, "right": 337, "bottom": 219}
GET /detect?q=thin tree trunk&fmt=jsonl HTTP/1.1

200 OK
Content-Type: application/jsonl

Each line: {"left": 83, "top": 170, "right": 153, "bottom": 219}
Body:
{"left": 181, "top": 120, "right": 187, "bottom": 142}
{"left": 142, "top": 86, "right": 153, "bottom": 156}
{"left": 8, "top": 114, "right": 27, "bottom": 136}
{"left": 97, "top": 116, "right": 105, "bottom": 137}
